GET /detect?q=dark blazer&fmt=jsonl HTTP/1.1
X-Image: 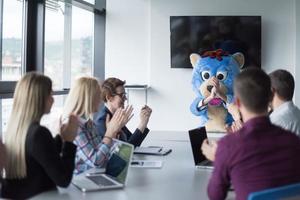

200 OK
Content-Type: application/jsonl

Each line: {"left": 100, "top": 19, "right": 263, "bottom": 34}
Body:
{"left": 95, "top": 106, "right": 149, "bottom": 147}
{"left": 1, "top": 122, "right": 76, "bottom": 199}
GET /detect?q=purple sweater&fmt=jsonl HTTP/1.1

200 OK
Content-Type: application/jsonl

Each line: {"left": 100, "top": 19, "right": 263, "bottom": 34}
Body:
{"left": 208, "top": 116, "right": 300, "bottom": 200}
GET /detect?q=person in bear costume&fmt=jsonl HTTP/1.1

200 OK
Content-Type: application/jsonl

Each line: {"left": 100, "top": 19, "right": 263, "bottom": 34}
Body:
{"left": 190, "top": 49, "right": 244, "bottom": 132}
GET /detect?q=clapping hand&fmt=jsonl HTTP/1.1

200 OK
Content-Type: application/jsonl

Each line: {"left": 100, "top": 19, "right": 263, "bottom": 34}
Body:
{"left": 60, "top": 114, "right": 79, "bottom": 142}
{"left": 105, "top": 105, "right": 134, "bottom": 139}
{"left": 210, "top": 77, "right": 224, "bottom": 98}
{"left": 225, "top": 120, "right": 243, "bottom": 134}
{"left": 138, "top": 105, "right": 152, "bottom": 132}
{"left": 201, "top": 139, "right": 218, "bottom": 161}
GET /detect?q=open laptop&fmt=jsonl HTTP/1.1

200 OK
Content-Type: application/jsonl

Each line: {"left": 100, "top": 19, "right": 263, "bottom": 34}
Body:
{"left": 188, "top": 127, "right": 214, "bottom": 169}
{"left": 72, "top": 139, "right": 134, "bottom": 192}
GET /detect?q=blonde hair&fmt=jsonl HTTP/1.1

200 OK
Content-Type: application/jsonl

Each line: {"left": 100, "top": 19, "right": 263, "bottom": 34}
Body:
{"left": 62, "top": 76, "right": 101, "bottom": 120}
{"left": 4, "top": 72, "right": 52, "bottom": 179}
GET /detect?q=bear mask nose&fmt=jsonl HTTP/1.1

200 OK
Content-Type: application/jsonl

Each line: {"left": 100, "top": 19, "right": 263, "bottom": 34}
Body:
{"left": 207, "top": 85, "right": 213, "bottom": 92}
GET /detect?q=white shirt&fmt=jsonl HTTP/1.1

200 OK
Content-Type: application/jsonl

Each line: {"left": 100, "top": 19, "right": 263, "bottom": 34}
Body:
{"left": 270, "top": 101, "right": 300, "bottom": 136}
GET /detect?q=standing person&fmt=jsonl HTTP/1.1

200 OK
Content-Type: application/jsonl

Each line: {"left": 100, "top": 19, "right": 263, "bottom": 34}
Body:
{"left": 62, "top": 77, "right": 132, "bottom": 174}
{"left": 1, "top": 72, "right": 79, "bottom": 199}
{"left": 269, "top": 69, "right": 300, "bottom": 136}
{"left": 202, "top": 68, "right": 300, "bottom": 200}
{"left": 95, "top": 77, "right": 152, "bottom": 147}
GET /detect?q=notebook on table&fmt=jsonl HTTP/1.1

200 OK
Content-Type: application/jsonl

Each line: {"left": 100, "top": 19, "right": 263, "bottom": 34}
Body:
{"left": 188, "top": 127, "right": 214, "bottom": 169}
{"left": 72, "top": 139, "right": 134, "bottom": 192}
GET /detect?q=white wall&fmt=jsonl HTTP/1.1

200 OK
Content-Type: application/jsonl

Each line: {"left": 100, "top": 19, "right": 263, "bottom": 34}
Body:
{"left": 106, "top": 0, "right": 297, "bottom": 131}
{"left": 105, "top": 0, "right": 151, "bottom": 131}
{"left": 105, "top": 0, "right": 150, "bottom": 84}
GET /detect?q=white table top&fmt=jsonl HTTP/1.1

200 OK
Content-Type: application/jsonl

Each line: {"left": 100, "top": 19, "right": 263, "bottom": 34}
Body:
{"left": 32, "top": 131, "right": 234, "bottom": 200}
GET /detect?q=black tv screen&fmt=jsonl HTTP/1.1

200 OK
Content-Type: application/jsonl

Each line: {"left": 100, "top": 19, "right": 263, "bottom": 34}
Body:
{"left": 170, "top": 16, "right": 261, "bottom": 68}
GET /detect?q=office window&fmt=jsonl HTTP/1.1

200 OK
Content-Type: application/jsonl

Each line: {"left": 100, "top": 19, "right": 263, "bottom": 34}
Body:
{"left": 0, "top": 0, "right": 24, "bottom": 135}
{"left": 43, "top": 1, "right": 97, "bottom": 135}
{"left": 0, "top": 99, "right": 13, "bottom": 133}
{"left": 44, "top": 1, "right": 65, "bottom": 90}
{"left": 1, "top": 0, "right": 24, "bottom": 81}
{"left": 40, "top": 95, "right": 67, "bottom": 135}
{"left": 44, "top": 2, "right": 94, "bottom": 90}
{"left": 0, "top": 0, "right": 104, "bottom": 136}
{"left": 71, "top": 5, "right": 94, "bottom": 84}
{"left": 1, "top": 95, "right": 67, "bottom": 135}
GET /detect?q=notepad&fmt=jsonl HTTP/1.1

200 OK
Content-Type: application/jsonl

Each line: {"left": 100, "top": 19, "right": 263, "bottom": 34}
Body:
{"left": 130, "top": 160, "right": 163, "bottom": 168}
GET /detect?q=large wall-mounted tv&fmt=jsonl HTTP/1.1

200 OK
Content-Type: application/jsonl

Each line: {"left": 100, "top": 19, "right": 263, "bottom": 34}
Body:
{"left": 170, "top": 16, "right": 261, "bottom": 68}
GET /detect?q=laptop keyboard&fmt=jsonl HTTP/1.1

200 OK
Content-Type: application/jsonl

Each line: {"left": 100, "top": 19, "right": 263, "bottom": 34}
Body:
{"left": 200, "top": 160, "right": 213, "bottom": 166}
{"left": 88, "top": 175, "right": 116, "bottom": 186}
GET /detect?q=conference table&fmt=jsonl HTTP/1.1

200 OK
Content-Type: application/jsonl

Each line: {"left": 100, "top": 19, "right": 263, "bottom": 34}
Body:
{"left": 33, "top": 131, "right": 235, "bottom": 200}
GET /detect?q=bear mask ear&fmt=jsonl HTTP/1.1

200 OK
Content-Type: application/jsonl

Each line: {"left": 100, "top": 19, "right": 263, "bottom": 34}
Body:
{"left": 190, "top": 53, "right": 201, "bottom": 68}
{"left": 232, "top": 52, "right": 245, "bottom": 69}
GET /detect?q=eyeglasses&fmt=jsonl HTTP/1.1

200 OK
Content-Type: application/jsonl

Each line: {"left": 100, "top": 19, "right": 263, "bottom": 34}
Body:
{"left": 113, "top": 92, "right": 127, "bottom": 99}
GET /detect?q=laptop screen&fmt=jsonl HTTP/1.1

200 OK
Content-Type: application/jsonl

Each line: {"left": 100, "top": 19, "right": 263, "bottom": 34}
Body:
{"left": 188, "top": 127, "right": 208, "bottom": 165}
{"left": 106, "top": 139, "right": 133, "bottom": 184}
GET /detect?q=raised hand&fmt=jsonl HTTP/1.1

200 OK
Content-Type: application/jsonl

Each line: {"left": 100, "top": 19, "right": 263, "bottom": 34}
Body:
{"left": 210, "top": 77, "right": 228, "bottom": 102}
{"left": 121, "top": 105, "right": 134, "bottom": 127}
{"left": 60, "top": 114, "right": 79, "bottom": 142}
{"left": 138, "top": 105, "right": 152, "bottom": 133}
{"left": 201, "top": 139, "right": 218, "bottom": 161}
{"left": 225, "top": 120, "right": 243, "bottom": 134}
{"left": 210, "top": 77, "right": 222, "bottom": 96}
{"left": 209, "top": 86, "right": 217, "bottom": 98}
{"left": 105, "top": 106, "right": 134, "bottom": 139}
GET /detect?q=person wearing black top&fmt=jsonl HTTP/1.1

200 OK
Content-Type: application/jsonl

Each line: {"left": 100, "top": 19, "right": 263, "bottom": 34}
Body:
{"left": 95, "top": 77, "right": 152, "bottom": 147}
{"left": 1, "top": 72, "right": 79, "bottom": 199}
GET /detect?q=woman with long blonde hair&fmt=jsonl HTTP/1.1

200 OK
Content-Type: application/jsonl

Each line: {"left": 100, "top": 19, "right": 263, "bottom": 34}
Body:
{"left": 62, "top": 76, "right": 132, "bottom": 174}
{"left": 1, "top": 72, "right": 79, "bottom": 199}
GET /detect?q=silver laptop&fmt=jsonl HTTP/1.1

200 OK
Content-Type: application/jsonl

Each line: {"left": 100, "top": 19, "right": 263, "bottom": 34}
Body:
{"left": 72, "top": 139, "right": 134, "bottom": 192}
{"left": 188, "top": 127, "right": 214, "bottom": 169}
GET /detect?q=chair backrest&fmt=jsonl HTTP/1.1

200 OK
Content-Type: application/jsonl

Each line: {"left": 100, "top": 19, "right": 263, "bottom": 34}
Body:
{"left": 248, "top": 183, "right": 300, "bottom": 200}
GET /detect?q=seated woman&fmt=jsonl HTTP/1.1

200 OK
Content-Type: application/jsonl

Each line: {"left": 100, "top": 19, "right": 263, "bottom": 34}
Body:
{"left": 1, "top": 72, "right": 79, "bottom": 199}
{"left": 95, "top": 77, "right": 152, "bottom": 147}
{"left": 61, "top": 77, "right": 132, "bottom": 174}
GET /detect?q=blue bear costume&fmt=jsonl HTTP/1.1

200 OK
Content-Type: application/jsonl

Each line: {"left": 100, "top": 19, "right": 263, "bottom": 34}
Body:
{"left": 190, "top": 49, "right": 244, "bottom": 132}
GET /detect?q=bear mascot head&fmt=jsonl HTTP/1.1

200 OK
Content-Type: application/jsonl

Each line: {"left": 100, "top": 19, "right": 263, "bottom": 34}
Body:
{"left": 190, "top": 49, "right": 244, "bottom": 132}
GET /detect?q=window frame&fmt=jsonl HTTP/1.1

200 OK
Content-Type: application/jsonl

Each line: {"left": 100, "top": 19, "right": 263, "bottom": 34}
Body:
{"left": 0, "top": 0, "right": 25, "bottom": 99}
{"left": 0, "top": 0, "right": 106, "bottom": 132}
{"left": 0, "top": 0, "right": 106, "bottom": 93}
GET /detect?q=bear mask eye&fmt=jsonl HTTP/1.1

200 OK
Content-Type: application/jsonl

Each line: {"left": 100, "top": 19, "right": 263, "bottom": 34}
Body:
{"left": 216, "top": 71, "right": 228, "bottom": 81}
{"left": 201, "top": 71, "right": 211, "bottom": 81}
